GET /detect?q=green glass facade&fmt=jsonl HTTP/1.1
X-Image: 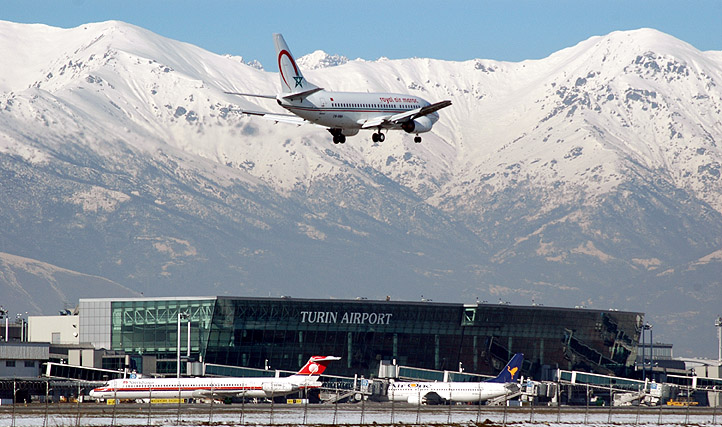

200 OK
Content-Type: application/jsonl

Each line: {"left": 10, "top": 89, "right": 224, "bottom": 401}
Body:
{"left": 101, "top": 297, "right": 642, "bottom": 379}
{"left": 111, "top": 298, "right": 215, "bottom": 359}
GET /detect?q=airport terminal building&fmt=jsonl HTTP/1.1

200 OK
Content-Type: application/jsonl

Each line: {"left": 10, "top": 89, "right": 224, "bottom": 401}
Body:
{"left": 78, "top": 296, "right": 643, "bottom": 380}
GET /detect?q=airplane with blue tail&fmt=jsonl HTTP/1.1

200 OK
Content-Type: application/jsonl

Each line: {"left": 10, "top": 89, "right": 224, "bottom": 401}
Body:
{"left": 388, "top": 353, "right": 524, "bottom": 404}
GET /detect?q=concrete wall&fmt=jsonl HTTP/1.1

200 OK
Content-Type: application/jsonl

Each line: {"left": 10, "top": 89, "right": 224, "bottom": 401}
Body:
{"left": 67, "top": 348, "right": 97, "bottom": 367}
{"left": 28, "top": 315, "right": 79, "bottom": 345}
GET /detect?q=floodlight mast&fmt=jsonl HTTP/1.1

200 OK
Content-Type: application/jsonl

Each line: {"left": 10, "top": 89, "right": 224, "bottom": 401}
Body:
{"left": 715, "top": 316, "right": 722, "bottom": 362}
{"left": 177, "top": 311, "right": 190, "bottom": 378}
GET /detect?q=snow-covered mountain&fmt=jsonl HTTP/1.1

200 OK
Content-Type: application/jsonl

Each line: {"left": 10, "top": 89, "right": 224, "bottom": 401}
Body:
{"left": 1, "top": 20, "right": 721, "bottom": 356}
{"left": 296, "top": 50, "right": 349, "bottom": 69}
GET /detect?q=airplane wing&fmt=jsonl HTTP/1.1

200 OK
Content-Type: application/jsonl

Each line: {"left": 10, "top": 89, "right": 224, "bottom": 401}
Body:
{"left": 360, "top": 100, "right": 452, "bottom": 129}
{"left": 388, "top": 100, "right": 452, "bottom": 124}
{"left": 359, "top": 115, "right": 393, "bottom": 129}
{"left": 192, "top": 389, "right": 253, "bottom": 399}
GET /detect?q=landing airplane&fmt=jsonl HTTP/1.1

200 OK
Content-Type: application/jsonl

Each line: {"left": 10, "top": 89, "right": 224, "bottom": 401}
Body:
{"left": 226, "top": 34, "right": 452, "bottom": 144}
{"left": 388, "top": 353, "right": 524, "bottom": 404}
{"left": 89, "top": 355, "right": 340, "bottom": 401}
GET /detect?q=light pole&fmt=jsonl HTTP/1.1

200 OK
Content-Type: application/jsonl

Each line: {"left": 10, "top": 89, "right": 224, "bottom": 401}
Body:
{"left": 0, "top": 307, "right": 7, "bottom": 342}
{"left": 642, "top": 323, "right": 653, "bottom": 380}
{"left": 177, "top": 311, "right": 189, "bottom": 378}
{"left": 714, "top": 316, "right": 722, "bottom": 362}
{"left": 16, "top": 312, "right": 28, "bottom": 342}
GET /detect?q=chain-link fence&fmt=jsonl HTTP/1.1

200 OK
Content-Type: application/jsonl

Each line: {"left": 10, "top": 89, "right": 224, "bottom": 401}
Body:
{"left": 1, "top": 380, "right": 720, "bottom": 426}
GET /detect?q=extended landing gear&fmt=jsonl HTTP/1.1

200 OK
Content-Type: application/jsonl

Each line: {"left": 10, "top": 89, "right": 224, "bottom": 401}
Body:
{"left": 371, "top": 131, "right": 386, "bottom": 143}
{"left": 328, "top": 128, "right": 346, "bottom": 144}
{"left": 414, "top": 136, "right": 422, "bottom": 143}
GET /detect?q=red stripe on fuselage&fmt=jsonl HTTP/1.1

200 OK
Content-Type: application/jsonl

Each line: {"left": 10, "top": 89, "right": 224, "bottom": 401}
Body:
{"left": 94, "top": 384, "right": 320, "bottom": 394}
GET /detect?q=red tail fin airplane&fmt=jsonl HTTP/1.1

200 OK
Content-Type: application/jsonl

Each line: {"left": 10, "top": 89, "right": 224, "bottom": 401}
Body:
{"left": 89, "top": 355, "right": 340, "bottom": 400}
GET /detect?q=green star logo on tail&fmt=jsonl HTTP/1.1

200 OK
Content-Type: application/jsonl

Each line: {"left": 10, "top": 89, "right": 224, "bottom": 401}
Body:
{"left": 293, "top": 76, "right": 304, "bottom": 88}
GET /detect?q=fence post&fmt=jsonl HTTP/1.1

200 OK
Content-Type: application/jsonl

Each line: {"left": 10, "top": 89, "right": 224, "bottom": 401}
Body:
{"left": 476, "top": 382, "right": 482, "bottom": 424}
{"left": 333, "top": 388, "right": 339, "bottom": 425}
{"left": 584, "top": 384, "right": 589, "bottom": 424}
{"left": 415, "top": 388, "right": 421, "bottom": 425}
{"left": 240, "top": 391, "right": 246, "bottom": 425}
{"left": 11, "top": 378, "right": 16, "bottom": 427}
{"left": 147, "top": 386, "right": 152, "bottom": 426}
{"left": 112, "top": 384, "right": 117, "bottom": 427}
{"left": 635, "top": 384, "right": 641, "bottom": 426}
{"left": 360, "top": 388, "right": 366, "bottom": 425}
{"left": 502, "top": 389, "right": 508, "bottom": 427}
{"left": 607, "top": 381, "right": 613, "bottom": 424}
{"left": 447, "top": 384, "right": 452, "bottom": 424}
{"left": 390, "top": 385, "right": 395, "bottom": 424}
{"left": 176, "top": 381, "right": 182, "bottom": 425}
{"left": 43, "top": 380, "right": 49, "bottom": 427}
{"left": 303, "top": 386, "right": 308, "bottom": 424}
{"left": 209, "top": 382, "right": 215, "bottom": 424}
{"left": 530, "top": 388, "right": 535, "bottom": 423}
{"left": 556, "top": 381, "right": 561, "bottom": 423}
{"left": 75, "top": 382, "right": 81, "bottom": 427}
{"left": 269, "top": 384, "right": 274, "bottom": 425}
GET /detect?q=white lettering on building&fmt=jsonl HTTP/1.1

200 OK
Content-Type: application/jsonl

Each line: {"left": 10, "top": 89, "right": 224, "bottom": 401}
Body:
{"left": 300, "top": 311, "right": 392, "bottom": 325}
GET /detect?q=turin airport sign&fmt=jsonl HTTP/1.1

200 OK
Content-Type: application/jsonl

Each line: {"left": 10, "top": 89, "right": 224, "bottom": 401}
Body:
{"left": 300, "top": 311, "right": 392, "bottom": 325}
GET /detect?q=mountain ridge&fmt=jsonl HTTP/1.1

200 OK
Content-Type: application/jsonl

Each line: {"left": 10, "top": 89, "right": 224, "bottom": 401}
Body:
{"left": 1, "top": 21, "right": 721, "bottom": 357}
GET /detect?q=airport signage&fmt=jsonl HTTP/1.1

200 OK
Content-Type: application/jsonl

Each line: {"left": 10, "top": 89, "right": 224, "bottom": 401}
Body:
{"left": 300, "top": 311, "right": 392, "bottom": 325}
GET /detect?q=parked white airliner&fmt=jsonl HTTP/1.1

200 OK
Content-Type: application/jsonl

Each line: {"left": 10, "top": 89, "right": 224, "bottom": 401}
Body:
{"left": 226, "top": 34, "right": 452, "bottom": 144}
{"left": 89, "top": 355, "right": 340, "bottom": 400}
{"left": 388, "top": 353, "right": 524, "bottom": 404}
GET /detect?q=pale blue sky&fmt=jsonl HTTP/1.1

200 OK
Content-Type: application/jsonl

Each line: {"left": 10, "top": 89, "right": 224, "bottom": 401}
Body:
{"left": 3, "top": 0, "right": 721, "bottom": 70}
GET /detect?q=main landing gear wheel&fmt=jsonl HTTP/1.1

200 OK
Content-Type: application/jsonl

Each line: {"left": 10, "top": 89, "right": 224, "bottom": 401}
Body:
{"left": 414, "top": 136, "right": 422, "bottom": 143}
{"left": 328, "top": 129, "right": 346, "bottom": 144}
{"left": 371, "top": 132, "right": 385, "bottom": 143}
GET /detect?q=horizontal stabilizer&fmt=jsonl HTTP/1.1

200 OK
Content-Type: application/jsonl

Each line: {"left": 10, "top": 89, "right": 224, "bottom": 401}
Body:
{"left": 280, "top": 87, "right": 324, "bottom": 100}
{"left": 240, "top": 109, "right": 310, "bottom": 125}
{"left": 224, "top": 91, "right": 277, "bottom": 99}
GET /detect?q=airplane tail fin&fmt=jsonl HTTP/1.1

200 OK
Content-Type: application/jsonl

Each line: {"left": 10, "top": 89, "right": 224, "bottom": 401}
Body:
{"left": 486, "top": 353, "right": 524, "bottom": 383}
{"left": 273, "top": 33, "right": 319, "bottom": 93}
{"left": 291, "top": 356, "right": 341, "bottom": 378}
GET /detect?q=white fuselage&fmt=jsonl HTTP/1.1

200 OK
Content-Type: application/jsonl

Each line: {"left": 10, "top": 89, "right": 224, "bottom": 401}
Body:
{"left": 89, "top": 376, "right": 319, "bottom": 400}
{"left": 388, "top": 381, "right": 510, "bottom": 404}
{"left": 279, "top": 91, "right": 439, "bottom": 131}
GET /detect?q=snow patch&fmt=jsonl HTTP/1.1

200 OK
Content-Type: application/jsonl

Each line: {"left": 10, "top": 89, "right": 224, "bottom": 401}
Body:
{"left": 67, "top": 187, "right": 130, "bottom": 213}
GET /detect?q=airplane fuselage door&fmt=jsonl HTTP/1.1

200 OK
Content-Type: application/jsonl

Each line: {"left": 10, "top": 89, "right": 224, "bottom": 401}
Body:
{"left": 319, "top": 97, "right": 327, "bottom": 119}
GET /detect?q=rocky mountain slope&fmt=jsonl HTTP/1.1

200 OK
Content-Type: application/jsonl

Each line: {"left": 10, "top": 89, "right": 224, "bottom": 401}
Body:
{"left": 1, "top": 21, "right": 721, "bottom": 356}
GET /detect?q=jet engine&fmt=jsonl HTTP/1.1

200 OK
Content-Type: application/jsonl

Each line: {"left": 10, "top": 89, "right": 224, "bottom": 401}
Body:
{"left": 341, "top": 128, "right": 360, "bottom": 136}
{"left": 401, "top": 116, "right": 433, "bottom": 134}
{"left": 262, "top": 382, "right": 295, "bottom": 395}
{"left": 407, "top": 393, "right": 422, "bottom": 405}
